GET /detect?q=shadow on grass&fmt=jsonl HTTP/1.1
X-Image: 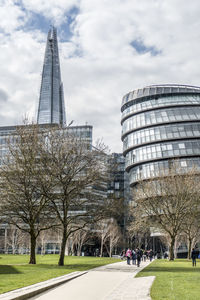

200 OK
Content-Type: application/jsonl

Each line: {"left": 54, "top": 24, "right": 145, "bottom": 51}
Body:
{"left": 34, "top": 263, "right": 106, "bottom": 270}
{"left": 141, "top": 266, "right": 200, "bottom": 273}
{"left": 0, "top": 266, "right": 22, "bottom": 274}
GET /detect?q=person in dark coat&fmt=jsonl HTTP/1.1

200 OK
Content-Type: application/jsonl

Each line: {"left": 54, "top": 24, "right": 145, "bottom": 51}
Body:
{"left": 149, "top": 249, "right": 153, "bottom": 262}
{"left": 143, "top": 250, "right": 147, "bottom": 262}
{"left": 191, "top": 248, "right": 199, "bottom": 267}
{"left": 136, "top": 248, "right": 142, "bottom": 267}
{"left": 132, "top": 249, "right": 136, "bottom": 265}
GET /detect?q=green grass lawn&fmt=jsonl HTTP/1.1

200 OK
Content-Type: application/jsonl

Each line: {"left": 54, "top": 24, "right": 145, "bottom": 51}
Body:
{"left": 136, "top": 259, "right": 200, "bottom": 300}
{"left": 0, "top": 255, "right": 120, "bottom": 294}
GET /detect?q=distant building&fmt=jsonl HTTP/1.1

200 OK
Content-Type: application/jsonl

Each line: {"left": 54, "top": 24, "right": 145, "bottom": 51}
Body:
{"left": 37, "top": 27, "right": 66, "bottom": 126}
{"left": 107, "top": 153, "right": 125, "bottom": 230}
{"left": 107, "top": 153, "right": 125, "bottom": 199}
{"left": 121, "top": 84, "right": 200, "bottom": 187}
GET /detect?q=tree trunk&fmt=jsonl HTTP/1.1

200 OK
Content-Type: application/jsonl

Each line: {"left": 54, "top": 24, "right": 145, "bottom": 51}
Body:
{"left": 29, "top": 232, "right": 36, "bottom": 264}
{"left": 4, "top": 227, "right": 7, "bottom": 254}
{"left": 58, "top": 227, "right": 67, "bottom": 266}
{"left": 65, "top": 238, "right": 70, "bottom": 256}
{"left": 109, "top": 243, "right": 112, "bottom": 258}
{"left": 138, "top": 236, "right": 142, "bottom": 248}
{"left": 100, "top": 236, "right": 103, "bottom": 257}
{"left": 174, "top": 238, "right": 178, "bottom": 259}
{"left": 145, "top": 237, "right": 148, "bottom": 250}
{"left": 169, "top": 236, "right": 175, "bottom": 261}
{"left": 187, "top": 238, "right": 192, "bottom": 259}
{"left": 41, "top": 239, "right": 45, "bottom": 255}
{"left": 77, "top": 245, "right": 81, "bottom": 256}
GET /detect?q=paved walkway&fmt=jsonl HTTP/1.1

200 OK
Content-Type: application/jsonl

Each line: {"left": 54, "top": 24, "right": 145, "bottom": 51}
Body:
{"left": 29, "top": 260, "right": 155, "bottom": 300}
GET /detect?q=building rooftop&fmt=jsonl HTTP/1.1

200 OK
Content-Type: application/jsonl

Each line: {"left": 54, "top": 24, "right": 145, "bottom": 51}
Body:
{"left": 122, "top": 84, "right": 200, "bottom": 109}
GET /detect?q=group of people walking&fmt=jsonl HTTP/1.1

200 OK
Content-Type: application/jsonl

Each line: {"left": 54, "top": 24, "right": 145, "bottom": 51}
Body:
{"left": 121, "top": 248, "right": 154, "bottom": 267}
{"left": 121, "top": 247, "right": 199, "bottom": 267}
{"left": 120, "top": 247, "right": 200, "bottom": 267}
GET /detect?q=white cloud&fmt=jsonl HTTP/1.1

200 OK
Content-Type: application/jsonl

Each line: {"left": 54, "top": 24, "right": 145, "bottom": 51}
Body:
{"left": 0, "top": 27, "right": 45, "bottom": 125}
{"left": 1, "top": 0, "right": 200, "bottom": 152}
{"left": 21, "top": 0, "right": 80, "bottom": 25}
{"left": 61, "top": 0, "right": 200, "bottom": 151}
{"left": 0, "top": 0, "right": 27, "bottom": 32}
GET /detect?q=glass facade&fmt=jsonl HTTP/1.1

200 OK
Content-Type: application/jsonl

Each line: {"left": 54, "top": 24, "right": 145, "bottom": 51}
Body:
{"left": 129, "top": 158, "right": 200, "bottom": 183}
{"left": 0, "top": 125, "right": 93, "bottom": 164}
{"left": 122, "top": 94, "right": 200, "bottom": 121}
{"left": 123, "top": 123, "right": 200, "bottom": 152}
{"left": 37, "top": 27, "right": 66, "bottom": 125}
{"left": 107, "top": 153, "right": 125, "bottom": 199}
{"left": 122, "top": 106, "right": 200, "bottom": 135}
{"left": 121, "top": 84, "right": 200, "bottom": 186}
{"left": 67, "top": 126, "right": 93, "bottom": 149}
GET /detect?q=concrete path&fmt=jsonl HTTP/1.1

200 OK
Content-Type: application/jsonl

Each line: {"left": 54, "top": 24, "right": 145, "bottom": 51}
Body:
{"left": 29, "top": 260, "right": 155, "bottom": 300}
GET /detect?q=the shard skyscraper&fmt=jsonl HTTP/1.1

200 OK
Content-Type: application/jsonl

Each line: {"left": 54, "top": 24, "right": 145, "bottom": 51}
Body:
{"left": 37, "top": 27, "right": 66, "bottom": 125}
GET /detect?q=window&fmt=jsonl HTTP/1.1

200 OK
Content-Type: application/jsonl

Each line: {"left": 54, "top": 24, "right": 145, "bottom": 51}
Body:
{"left": 181, "top": 161, "right": 187, "bottom": 167}
{"left": 167, "top": 144, "right": 173, "bottom": 150}
{"left": 114, "top": 182, "right": 120, "bottom": 190}
{"left": 179, "top": 143, "right": 185, "bottom": 149}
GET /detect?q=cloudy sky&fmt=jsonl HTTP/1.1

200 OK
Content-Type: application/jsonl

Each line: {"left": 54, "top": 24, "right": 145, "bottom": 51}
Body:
{"left": 1, "top": 0, "right": 200, "bottom": 152}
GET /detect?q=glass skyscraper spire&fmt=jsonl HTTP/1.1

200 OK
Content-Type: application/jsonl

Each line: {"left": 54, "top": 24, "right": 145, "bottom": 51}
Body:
{"left": 37, "top": 27, "right": 66, "bottom": 125}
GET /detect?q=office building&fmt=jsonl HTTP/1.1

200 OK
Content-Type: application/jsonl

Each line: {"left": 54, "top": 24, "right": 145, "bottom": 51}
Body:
{"left": 107, "top": 153, "right": 125, "bottom": 199}
{"left": 121, "top": 84, "right": 200, "bottom": 186}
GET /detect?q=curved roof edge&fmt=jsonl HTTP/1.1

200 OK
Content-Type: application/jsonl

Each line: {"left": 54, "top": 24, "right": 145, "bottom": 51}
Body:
{"left": 122, "top": 84, "right": 200, "bottom": 107}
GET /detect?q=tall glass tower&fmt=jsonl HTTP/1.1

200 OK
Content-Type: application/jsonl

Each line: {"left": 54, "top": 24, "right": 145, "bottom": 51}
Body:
{"left": 37, "top": 27, "right": 66, "bottom": 125}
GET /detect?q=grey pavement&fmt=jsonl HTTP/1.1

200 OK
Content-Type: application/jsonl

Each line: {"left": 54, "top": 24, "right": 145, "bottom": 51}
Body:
{"left": 28, "top": 260, "right": 155, "bottom": 300}
{"left": 0, "top": 271, "right": 87, "bottom": 300}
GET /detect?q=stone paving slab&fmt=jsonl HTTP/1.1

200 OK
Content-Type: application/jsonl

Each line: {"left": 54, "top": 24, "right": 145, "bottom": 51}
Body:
{"left": 0, "top": 271, "right": 87, "bottom": 300}
{"left": 103, "top": 275, "right": 155, "bottom": 300}
{"left": 29, "top": 270, "right": 132, "bottom": 300}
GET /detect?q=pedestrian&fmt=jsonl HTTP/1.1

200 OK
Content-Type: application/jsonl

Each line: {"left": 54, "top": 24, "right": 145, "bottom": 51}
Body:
{"left": 120, "top": 250, "right": 125, "bottom": 260}
{"left": 164, "top": 252, "right": 168, "bottom": 259}
{"left": 136, "top": 248, "right": 142, "bottom": 267}
{"left": 149, "top": 249, "right": 153, "bottom": 262}
{"left": 140, "top": 248, "right": 143, "bottom": 261}
{"left": 143, "top": 250, "right": 147, "bottom": 262}
{"left": 191, "top": 248, "right": 199, "bottom": 267}
{"left": 132, "top": 249, "right": 136, "bottom": 265}
{"left": 126, "top": 248, "right": 132, "bottom": 265}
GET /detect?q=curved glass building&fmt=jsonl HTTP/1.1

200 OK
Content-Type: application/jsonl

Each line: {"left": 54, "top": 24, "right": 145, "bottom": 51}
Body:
{"left": 121, "top": 84, "right": 200, "bottom": 186}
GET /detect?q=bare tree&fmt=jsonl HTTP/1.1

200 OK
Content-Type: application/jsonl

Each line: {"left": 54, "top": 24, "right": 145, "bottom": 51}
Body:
{"left": 132, "top": 165, "right": 200, "bottom": 260}
{"left": 96, "top": 219, "right": 111, "bottom": 257}
{"left": 71, "top": 228, "right": 90, "bottom": 256}
{"left": 0, "top": 124, "right": 116, "bottom": 265}
{"left": 0, "top": 124, "right": 57, "bottom": 264}
{"left": 37, "top": 227, "right": 63, "bottom": 255}
{"left": 106, "top": 220, "right": 122, "bottom": 257}
{"left": 128, "top": 211, "right": 151, "bottom": 250}
{"left": 37, "top": 230, "right": 48, "bottom": 255}
{"left": 6, "top": 225, "right": 25, "bottom": 254}
{"left": 39, "top": 127, "right": 110, "bottom": 266}
{"left": 182, "top": 214, "right": 200, "bottom": 259}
